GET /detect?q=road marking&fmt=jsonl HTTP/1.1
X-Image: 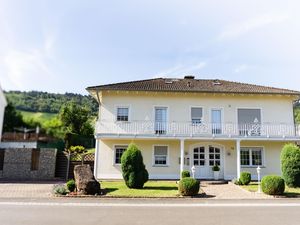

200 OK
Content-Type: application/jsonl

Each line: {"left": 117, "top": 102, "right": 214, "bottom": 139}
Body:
{"left": 1, "top": 202, "right": 300, "bottom": 207}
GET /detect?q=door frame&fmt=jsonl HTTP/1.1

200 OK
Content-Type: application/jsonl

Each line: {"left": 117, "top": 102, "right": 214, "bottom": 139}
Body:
{"left": 189, "top": 142, "right": 226, "bottom": 179}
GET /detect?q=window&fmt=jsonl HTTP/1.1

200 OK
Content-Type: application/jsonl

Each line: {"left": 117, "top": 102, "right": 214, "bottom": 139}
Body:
{"left": 191, "top": 107, "right": 203, "bottom": 124}
{"left": 240, "top": 147, "right": 263, "bottom": 166}
{"left": 208, "top": 146, "right": 221, "bottom": 166}
{"left": 31, "top": 148, "right": 40, "bottom": 171}
{"left": 117, "top": 107, "right": 129, "bottom": 121}
{"left": 155, "top": 107, "right": 167, "bottom": 134}
{"left": 193, "top": 147, "right": 205, "bottom": 166}
{"left": 115, "top": 146, "right": 127, "bottom": 164}
{"left": 154, "top": 146, "right": 168, "bottom": 166}
{"left": 238, "top": 109, "right": 261, "bottom": 136}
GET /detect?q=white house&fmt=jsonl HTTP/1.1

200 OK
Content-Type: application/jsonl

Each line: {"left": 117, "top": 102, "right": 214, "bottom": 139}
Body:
{"left": 87, "top": 76, "right": 300, "bottom": 180}
{"left": 0, "top": 84, "right": 7, "bottom": 141}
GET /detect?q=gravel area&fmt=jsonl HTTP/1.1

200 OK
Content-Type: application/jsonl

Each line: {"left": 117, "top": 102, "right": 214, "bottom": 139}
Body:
{"left": 201, "top": 181, "right": 271, "bottom": 199}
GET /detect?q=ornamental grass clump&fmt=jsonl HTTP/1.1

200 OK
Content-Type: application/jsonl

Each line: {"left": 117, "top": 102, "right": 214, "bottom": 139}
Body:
{"left": 261, "top": 175, "right": 285, "bottom": 195}
{"left": 281, "top": 144, "right": 300, "bottom": 187}
{"left": 178, "top": 177, "right": 200, "bottom": 196}
{"left": 121, "top": 144, "right": 149, "bottom": 189}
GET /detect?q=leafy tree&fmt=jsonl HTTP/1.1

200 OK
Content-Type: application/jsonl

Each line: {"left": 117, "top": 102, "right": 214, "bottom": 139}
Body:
{"left": 59, "top": 102, "right": 94, "bottom": 135}
{"left": 281, "top": 143, "right": 300, "bottom": 187}
{"left": 3, "top": 102, "right": 24, "bottom": 132}
{"left": 121, "top": 144, "right": 148, "bottom": 189}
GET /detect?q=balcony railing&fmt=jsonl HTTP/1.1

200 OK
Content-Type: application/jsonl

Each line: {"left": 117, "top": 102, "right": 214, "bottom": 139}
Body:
{"left": 95, "top": 120, "right": 300, "bottom": 138}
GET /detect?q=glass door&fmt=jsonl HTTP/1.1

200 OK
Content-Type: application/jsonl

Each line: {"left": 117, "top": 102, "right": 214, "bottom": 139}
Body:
{"left": 211, "top": 109, "right": 222, "bottom": 134}
{"left": 155, "top": 107, "right": 167, "bottom": 134}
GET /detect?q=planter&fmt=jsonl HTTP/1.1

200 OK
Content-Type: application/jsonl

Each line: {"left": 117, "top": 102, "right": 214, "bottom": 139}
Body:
{"left": 213, "top": 171, "right": 220, "bottom": 180}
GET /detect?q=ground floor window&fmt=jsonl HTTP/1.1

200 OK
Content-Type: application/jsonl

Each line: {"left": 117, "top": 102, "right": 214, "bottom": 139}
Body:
{"left": 240, "top": 147, "right": 263, "bottom": 166}
{"left": 153, "top": 146, "right": 168, "bottom": 166}
{"left": 114, "top": 145, "right": 128, "bottom": 164}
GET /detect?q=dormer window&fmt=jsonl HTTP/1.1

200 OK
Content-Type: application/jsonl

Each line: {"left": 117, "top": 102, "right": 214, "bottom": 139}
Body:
{"left": 117, "top": 107, "right": 129, "bottom": 121}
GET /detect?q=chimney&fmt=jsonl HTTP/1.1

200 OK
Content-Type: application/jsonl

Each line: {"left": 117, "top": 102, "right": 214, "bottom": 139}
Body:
{"left": 184, "top": 75, "right": 195, "bottom": 79}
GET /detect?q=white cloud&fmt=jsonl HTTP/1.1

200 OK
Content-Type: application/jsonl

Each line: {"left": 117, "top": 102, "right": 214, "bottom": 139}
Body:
{"left": 154, "top": 61, "right": 207, "bottom": 78}
{"left": 218, "top": 12, "right": 290, "bottom": 41}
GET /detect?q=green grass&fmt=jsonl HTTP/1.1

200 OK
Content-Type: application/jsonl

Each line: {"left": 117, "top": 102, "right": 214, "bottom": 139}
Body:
{"left": 241, "top": 182, "right": 300, "bottom": 197}
{"left": 101, "top": 181, "right": 179, "bottom": 197}
{"left": 19, "top": 110, "right": 57, "bottom": 124}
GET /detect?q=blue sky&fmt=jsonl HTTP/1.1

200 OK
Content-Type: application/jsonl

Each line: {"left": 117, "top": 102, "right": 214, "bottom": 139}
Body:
{"left": 0, "top": 0, "right": 300, "bottom": 94}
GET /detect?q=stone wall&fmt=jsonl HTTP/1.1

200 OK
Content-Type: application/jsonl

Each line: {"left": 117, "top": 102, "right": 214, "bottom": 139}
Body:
{"left": 0, "top": 148, "right": 57, "bottom": 180}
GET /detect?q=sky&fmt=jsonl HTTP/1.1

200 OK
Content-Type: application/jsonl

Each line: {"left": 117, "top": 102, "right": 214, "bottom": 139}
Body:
{"left": 0, "top": 0, "right": 300, "bottom": 95}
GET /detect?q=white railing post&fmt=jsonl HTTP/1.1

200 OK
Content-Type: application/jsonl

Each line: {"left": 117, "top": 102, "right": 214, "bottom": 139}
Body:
{"left": 236, "top": 139, "right": 241, "bottom": 179}
{"left": 180, "top": 139, "right": 185, "bottom": 179}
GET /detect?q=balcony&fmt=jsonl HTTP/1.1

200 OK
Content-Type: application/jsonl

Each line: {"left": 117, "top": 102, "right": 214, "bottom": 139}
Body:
{"left": 95, "top": 120, "right": 300, "bottom": 139}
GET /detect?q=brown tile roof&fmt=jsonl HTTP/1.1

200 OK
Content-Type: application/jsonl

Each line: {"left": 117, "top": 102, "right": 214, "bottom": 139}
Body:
{"left": 86, "top": 77, "right": 300, "bottom": 95}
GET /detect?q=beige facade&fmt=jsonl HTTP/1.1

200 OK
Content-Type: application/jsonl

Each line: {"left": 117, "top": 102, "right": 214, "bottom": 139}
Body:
{"left": 0, "top": 84, "right": 7, "bottom": 141}
{"left": 92, "top": 90, "right": 299, "bottom": 180}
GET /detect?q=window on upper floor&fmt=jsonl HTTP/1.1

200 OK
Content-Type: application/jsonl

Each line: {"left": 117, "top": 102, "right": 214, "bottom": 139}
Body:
{"left": 116, "top": 107, "right": 129, "bottom": 122}
{"left": 191, "top": 107, "right": 203, "bottom": 124}
{"left": 240, "top": 147, "right": 263, "bottom": 167}
{"left": 238, "top": 109, "right": 261, "bottom": 136}
{"left": 153, "top": 146, "right": 168, "bottom": 166}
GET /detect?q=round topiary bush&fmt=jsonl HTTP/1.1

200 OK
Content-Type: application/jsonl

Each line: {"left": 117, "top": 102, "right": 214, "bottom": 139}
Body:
{"left": 178, "top": 177, "right": 200, "bottom": 196}
{"left": 281, "top": 144, "right": 300, "bottom": 187}
{"left": 121, "top": 144, "right": 149, "bottom": 189}
{"left": 181, "top": 170, "right": 190, "bottom": 178}
{"left": 261, "top": 175, "right": 285, "bottom": 195}
{"left": 239, "top": 171, "right": 251, "bottom": 185}
{"left": 66, "top": 179, "right": 76, "bottom": 192}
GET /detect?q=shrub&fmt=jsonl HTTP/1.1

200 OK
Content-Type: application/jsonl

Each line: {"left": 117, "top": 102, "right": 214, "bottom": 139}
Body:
{"left": 212, "top": 165, "right": 220, "bottom": 171}
{"left": 121, "top": 143, "right": 149, "bottom": 189}
{"left": 281, "top": 144, "right": 300, "bottom": 187}
{"left": 178, "top": 177, "right": 200, "bottom": 196}
{"left": 261, "top": 175, "right": 285, "bottom": 195}
{"left": 181, "top": 170, "right": 190, "bottom": 178}
{"left": 239, "top": 172, "right": 251, "bottom": 185}
{"left": 66, "top": 179, "right": 76, "bottom": 192}
{"left": 53, "top": 184, "right": 68, "bottom": 195}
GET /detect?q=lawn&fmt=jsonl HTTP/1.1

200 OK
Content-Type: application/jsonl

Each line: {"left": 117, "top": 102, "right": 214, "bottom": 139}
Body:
{"left": 242, "top": 182, "right": 300, "bottom": 197}
{"left": 19, "top": 110, "right": 57, "bottom": 124}
{"left": 101, "top": 181, "right": 179, "bottom": 197}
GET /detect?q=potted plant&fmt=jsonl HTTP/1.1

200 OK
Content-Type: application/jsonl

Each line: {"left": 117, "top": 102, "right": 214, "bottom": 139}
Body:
{"left": 212, "top": 165, "right": 220, "bottom": 180}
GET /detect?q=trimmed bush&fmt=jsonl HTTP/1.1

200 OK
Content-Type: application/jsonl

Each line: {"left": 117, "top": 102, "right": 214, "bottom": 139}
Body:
{"left": 261, "top": 175, "right": 285, "bottom": 195}
{"left": 178, "top": 177, "right": 200, "bottom": 196}
{"left": 281, "top": 144, "right": 300, "bottom": 187}
{"left": 121, "top": 144, "right": 149, "bottom": 189}
{"left": 66, "top": 179, "right": 76, "bottom": 192}
{"left": 181, "top": 170, "right": 191, "bottom": 178}
{"left": 239, "top": 172, "right": 251, "bottom": 185}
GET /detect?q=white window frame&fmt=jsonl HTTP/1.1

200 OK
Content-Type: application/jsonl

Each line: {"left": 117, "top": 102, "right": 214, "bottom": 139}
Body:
{"left": 240, "top": 146, "right": 264, "bottom": 167}
{"left": 113, "top": 145, "right": 128, "bottom": 165}
{"left": 115, "top": 105, "right": 130, "bottom": 122}
{"left": 190, "top": 106, "right": 204, "bottom": 125}
{"left": 152, "top": 145, "right": 169, "bottom": 167}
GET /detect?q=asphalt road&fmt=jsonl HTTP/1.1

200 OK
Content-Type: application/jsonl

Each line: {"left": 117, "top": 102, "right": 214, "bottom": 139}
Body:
{"left": 0, "top": 198, "right": 300, "bottom": 225}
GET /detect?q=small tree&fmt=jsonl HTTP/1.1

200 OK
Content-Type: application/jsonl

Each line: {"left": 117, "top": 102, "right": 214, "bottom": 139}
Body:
{"left": 281, "top": 143, "right": 300, "bottom": 187}
{"left": 121, "top": 144, "right": 148, "bottom": 189}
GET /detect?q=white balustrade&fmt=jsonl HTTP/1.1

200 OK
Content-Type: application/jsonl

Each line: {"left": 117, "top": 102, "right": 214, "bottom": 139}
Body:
{"left": 95, "top": 120, "right": 300, "bottom": 138}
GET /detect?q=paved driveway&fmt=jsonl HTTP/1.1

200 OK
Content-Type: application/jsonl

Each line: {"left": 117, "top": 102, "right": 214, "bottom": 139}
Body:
{"left": 0, "top": 182, "right": 60, "bottom": 198}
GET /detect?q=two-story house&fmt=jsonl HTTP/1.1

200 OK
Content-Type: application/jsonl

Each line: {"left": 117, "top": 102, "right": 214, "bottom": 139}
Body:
{"left": 87, "top": 76, "right": 300, "bottom": 180}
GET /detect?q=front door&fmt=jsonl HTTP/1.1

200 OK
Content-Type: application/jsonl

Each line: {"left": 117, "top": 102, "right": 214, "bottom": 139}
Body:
{"left": 192, "top": 145, "right": 224, "bottom": 179}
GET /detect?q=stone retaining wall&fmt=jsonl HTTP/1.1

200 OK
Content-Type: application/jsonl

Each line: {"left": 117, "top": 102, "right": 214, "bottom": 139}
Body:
{"left": 0, "top": 148, "right": 57, "bottom": 180}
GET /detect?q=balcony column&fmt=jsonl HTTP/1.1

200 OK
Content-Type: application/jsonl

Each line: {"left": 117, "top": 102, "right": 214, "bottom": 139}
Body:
{"left": 180, "top": 139, "right": 185, "bottom": 179}
{"left": 236, "top": 139, "right": 241, "bottom": 179}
